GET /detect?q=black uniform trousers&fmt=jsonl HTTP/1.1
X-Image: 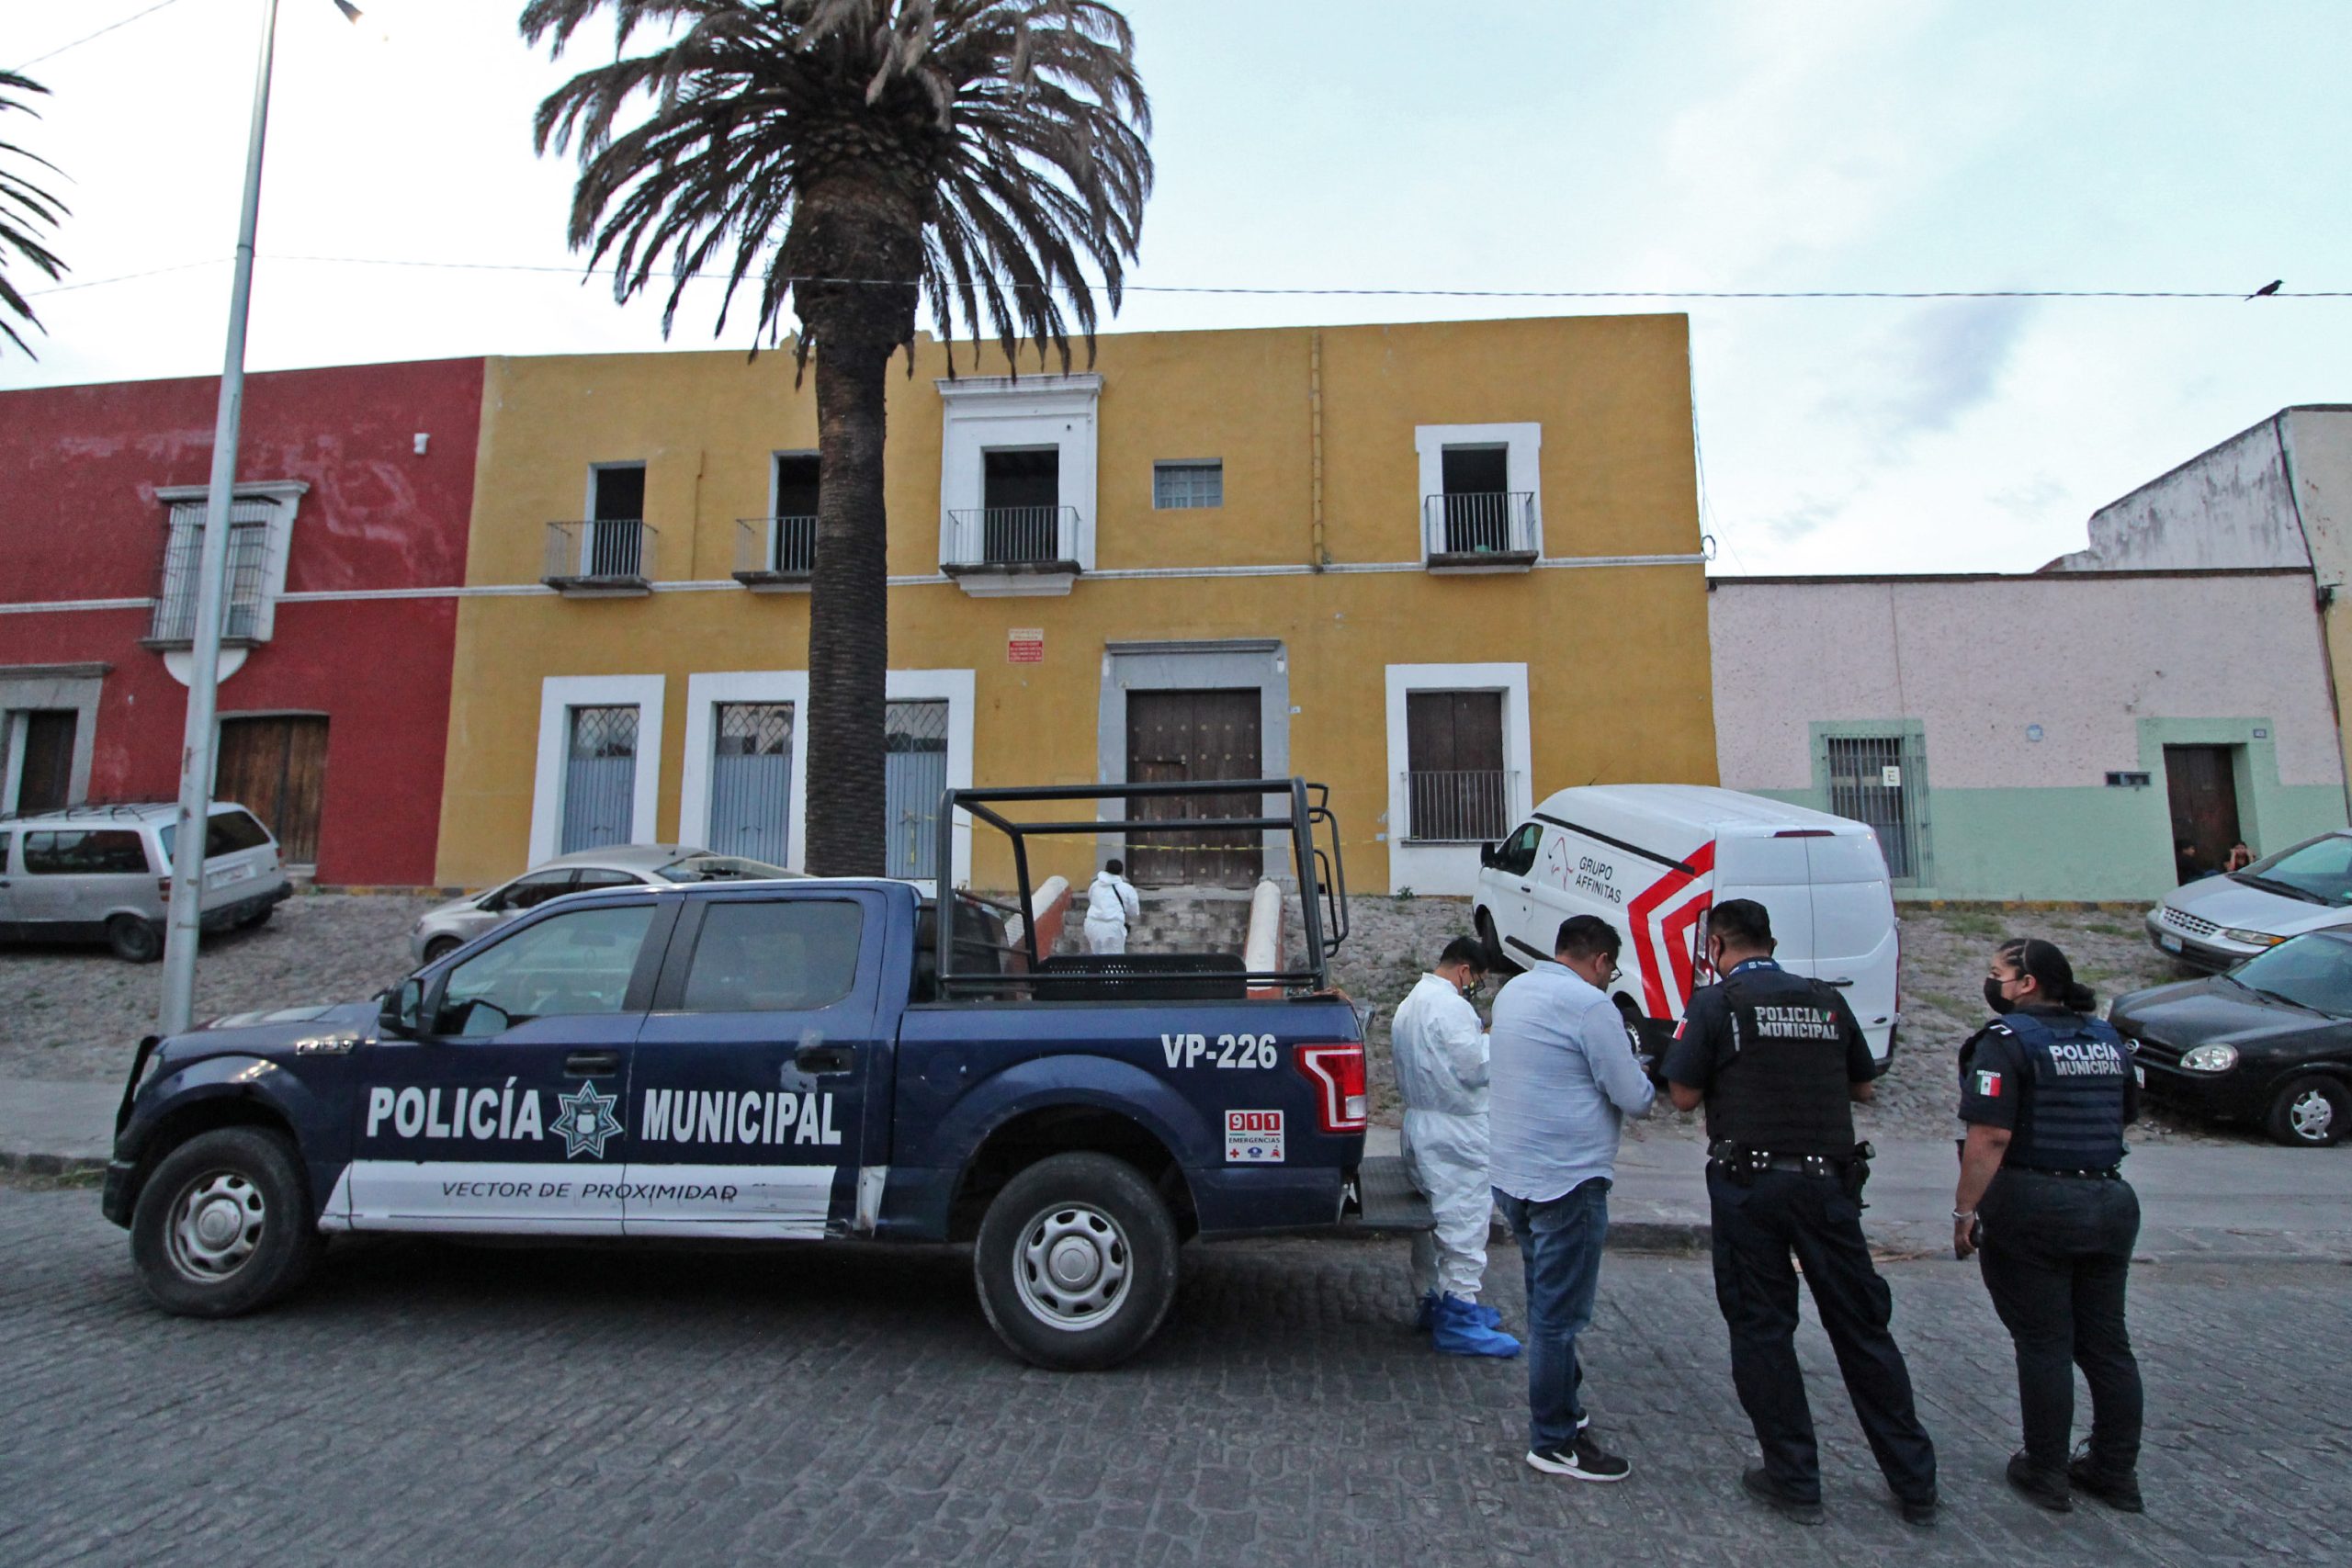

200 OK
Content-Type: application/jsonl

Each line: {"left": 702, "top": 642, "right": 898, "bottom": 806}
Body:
{"left": 1707, "top": 1165, "right": 1939, "bottom": 1505}
{"left": 1975, "top": 1168, "right": 2144, "bottom": 1478}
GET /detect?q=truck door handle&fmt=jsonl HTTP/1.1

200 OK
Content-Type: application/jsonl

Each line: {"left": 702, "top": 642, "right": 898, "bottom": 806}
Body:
{"left": 1518, "top": 884, "right": 1532, "bottom": 893}
{"left": 564, "top": 1050, "right": 622, "bottom": 1077}
{"left": 796, "top": 1043, "right": 855, "bottom": 1075}
{"left": 1824, "top": 977, "right": 1854, "bottom": 987}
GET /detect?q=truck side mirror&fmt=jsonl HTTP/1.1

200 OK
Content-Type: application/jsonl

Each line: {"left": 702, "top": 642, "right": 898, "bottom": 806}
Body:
{"left": 1479, "top": 842, "right": 1497, "bottom": 869}
{"left": 379, "top": 978, "right": 424, "bottom": 1040}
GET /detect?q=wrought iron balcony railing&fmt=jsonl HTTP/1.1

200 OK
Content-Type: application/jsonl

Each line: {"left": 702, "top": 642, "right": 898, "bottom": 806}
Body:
{"left": 944, "top": 505, "right": 1080, "bottom": 570}
{"left": 735, "top": 514, "right": 818, "bottom": 584}
{"left": 147, "top": 513, "right": 272, "bottom": 645}
{"left": 1401, "top": 768, "right": 1517, "bottom": 844}
{"left": 544, "top": 518, "right": 655, "bottom": 590}
{"left": 1422, "top": 491, "right": 1537, "bottom": 563}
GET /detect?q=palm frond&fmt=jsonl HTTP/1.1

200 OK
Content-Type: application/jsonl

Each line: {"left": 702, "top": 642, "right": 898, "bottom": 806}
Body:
{"left": 525, "top": 0, "right": 1152, "bottom": 370}
{"left": 0, "top": 69, "right": 69, "bottom": 357}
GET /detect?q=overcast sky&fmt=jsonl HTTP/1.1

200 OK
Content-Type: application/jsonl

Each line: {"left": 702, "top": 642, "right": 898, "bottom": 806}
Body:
{"left": 6, "top": 0, "right": 2346, "bottom": 573}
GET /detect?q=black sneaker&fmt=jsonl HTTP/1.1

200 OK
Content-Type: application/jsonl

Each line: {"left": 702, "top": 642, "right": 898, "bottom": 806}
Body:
{"left": 1898, "top": 1491, "right": 1939, "bottom": 1527}
{"left": 1526, "top": 1433, "right": 1632, "bottom": 1483}
{"left": 2006, "top": 1451, "right": 2074, "bottom": 1512}
{"left": 2067, "top": 1454, "right": 2144, "bottom": 1514}
{"left": 1741, "top": 1466, "right": 1825, "bottom": 1525}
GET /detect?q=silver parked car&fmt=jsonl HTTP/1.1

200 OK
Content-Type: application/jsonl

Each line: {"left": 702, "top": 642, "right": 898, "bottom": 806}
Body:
{"left": 410, "top": 844, "right": 796, "bottom": 962}
{"left": 2147, "top": 829, "right": 2352, "bottom": 971}
{"left": 0, "top": 801, "right": 291, "bottom": 962}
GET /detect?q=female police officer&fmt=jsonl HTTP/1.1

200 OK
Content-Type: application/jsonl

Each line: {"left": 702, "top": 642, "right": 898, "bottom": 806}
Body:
{"left": 1951, "top": 937, "right": 2145, "bottom": 1515}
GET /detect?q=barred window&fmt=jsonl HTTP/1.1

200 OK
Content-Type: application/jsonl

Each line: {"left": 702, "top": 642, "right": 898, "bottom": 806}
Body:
{"left": 1152, "top": 461, "right": 1223, "bottom": 510}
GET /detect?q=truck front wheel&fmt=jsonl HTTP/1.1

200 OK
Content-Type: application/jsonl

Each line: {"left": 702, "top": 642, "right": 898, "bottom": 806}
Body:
{"left": 973, "top": 1151, "right": 1180, "bottom": 1371}
{"left": 130, "top": 1127, "right": 322, "bottom": 1317}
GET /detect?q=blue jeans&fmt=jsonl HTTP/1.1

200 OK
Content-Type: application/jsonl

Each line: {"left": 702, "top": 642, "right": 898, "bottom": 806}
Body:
{"left": 1494, "top": 1178, "right": 1610, "bottom": 1452}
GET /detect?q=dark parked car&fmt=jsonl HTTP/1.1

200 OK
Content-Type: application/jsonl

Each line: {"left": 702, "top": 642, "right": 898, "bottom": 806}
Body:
{"left": 2111, "top": 929, "right": 2352, "bottom": 1147}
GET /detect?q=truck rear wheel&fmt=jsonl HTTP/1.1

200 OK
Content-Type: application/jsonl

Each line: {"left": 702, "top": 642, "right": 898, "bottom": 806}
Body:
{"left": 972, "top": 1151, "right": 1179, "bottom": 1371}
{"left": 130, "top": 1127, "right": 322, "bottom": 1317}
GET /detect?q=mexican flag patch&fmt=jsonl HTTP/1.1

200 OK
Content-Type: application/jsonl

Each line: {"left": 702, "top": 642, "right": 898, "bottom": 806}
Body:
{"left": 1974, "top": 1069, "right": 2003, "bottom": 1099}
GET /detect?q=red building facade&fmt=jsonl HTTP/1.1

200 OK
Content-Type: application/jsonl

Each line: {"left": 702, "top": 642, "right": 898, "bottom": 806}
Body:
{"left": 0, "top": 358, "right": 483, "bottom": 886}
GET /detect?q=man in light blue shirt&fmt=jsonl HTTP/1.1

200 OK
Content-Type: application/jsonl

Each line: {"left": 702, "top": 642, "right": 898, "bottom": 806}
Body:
{"left": 1489, "top": 914, "right": 1656, "bottom": 1483}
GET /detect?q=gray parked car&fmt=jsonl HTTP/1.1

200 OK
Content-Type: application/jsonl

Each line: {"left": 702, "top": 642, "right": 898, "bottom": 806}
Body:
{"left": 410, "top": 844, "right": 796, "bottom": 962}
{"left": 0, "top": 801, "right": 291, "bottom": 962}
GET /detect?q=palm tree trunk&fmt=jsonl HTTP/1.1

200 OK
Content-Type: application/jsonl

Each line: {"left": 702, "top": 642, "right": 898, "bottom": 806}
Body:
{"left": 803, "top": 337, "right": 893, "bottom": 875}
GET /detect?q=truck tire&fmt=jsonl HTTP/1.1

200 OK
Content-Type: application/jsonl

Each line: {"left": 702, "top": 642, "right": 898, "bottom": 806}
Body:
{"left": 1476, "top": 908, "right": 1521, "bottom": 976}
{"left": 130, "top": 1127, "right": 322, "bottom": 1317}
{"left": 972, "top": 1151, "right": 1180, "bottom": 1371}
{"left": 107, "top": 914, "right": 163, "bottom": 963}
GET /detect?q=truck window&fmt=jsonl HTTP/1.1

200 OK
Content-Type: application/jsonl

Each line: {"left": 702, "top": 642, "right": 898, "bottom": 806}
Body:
{"left": 22, "top": 829, "right": 150, "bottom": 875}
{"left": 435, "top": 903, "right": 655, "bottom": 1036}
{"left": 679, "top": 899, "right": 863, "bottom": 1013}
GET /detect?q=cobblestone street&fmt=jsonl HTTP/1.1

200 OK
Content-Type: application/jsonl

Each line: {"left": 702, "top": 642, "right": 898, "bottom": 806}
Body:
{"left": 3, "top": 1184, "right": 2344, "bottom": 1567}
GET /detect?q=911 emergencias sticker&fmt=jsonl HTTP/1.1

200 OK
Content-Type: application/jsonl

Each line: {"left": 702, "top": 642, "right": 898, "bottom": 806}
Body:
{"left": 1226, "top": 1109, "right": 1284, "bottom": 1164}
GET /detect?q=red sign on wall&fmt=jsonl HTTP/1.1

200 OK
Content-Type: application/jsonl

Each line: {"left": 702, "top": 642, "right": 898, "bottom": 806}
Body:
{"left": 1007, "top": 627, "right": 1044, "bottom": 664}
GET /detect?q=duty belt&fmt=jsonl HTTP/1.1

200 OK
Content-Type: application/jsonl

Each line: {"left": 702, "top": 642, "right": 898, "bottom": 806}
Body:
{"left": 1708, "top": 1142, "right": 1860, "bottom": 1178}
{"left": 2012, "top": 1165, "right": 2122, "bottom": 1180}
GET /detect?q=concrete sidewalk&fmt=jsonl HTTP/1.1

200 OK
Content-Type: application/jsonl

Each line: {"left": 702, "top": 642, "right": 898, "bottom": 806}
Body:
{"left": 0, "top": 1079, "right": 119, "bottom": 1174}
{"left": 1369, "top": 1122, "right": 2352, "bottom": 1261}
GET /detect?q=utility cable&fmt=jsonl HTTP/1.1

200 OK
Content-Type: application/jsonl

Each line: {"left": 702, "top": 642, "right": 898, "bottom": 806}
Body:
{"left": 9, "top": 0, "right": 189, "bottom": 73}
{"left": 28, "top": 251, "right": 2350, "bottom": 302}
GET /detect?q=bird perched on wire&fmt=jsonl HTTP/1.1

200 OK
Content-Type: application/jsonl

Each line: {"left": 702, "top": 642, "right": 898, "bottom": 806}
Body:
{"left": 2248, "top": 279, "right": 2284, "bottom": 299}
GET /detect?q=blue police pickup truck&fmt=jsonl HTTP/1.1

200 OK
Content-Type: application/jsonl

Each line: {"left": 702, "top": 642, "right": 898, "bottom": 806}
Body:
{"left": 103, "top": 780, "right": 1414, "bottom": 1371}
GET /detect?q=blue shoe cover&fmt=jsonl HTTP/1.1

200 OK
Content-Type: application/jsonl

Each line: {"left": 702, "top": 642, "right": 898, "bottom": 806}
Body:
{"left": 1414, "top": 1290, "right": 1440, "bottom": 1332}
{"left": 1431, "top": 1294, "right": 1521, "bottom": 1358}
{"left": 1470, "top": 1301, "right": 1504, "bottom": 1329}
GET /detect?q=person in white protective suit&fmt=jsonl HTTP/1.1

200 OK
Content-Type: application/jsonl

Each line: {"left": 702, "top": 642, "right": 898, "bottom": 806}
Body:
{"left": 1083, "top": 858, "right": 1142, "bottom": 954}
{"left": 1391, "top": 935, "right": 1521, "bottom": 1358}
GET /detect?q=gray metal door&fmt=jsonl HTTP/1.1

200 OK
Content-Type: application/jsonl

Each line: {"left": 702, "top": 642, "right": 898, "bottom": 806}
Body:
{"left": 884, "top": 700, "right": 949, "bottom": 879}
{"left": 708, "top": 702, "right": 793, "bottom": 862}
{"left": 562, "top": 705, "right": 639, "bottom": 853}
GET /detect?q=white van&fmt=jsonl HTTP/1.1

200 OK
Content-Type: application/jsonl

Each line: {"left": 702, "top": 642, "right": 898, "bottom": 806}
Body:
{"left": 1471, "top": 785, "right": 1901, "bottom": 1060}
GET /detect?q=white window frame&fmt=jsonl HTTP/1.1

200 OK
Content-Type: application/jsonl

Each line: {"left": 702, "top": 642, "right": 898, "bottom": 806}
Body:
{"left": 529, "top": 674, "right": 665, "bottom": 864}
{"left": 674, "top": 668, "right": 976, "bottom": 886}
{"left": 936, "top": 374, "right": 1102, "bottom": 573}
{"left": 1383, "top": 661, "right": 1532, "bottom": 897}
{"left": 1412, "top": 423, "right": 1544, "bottom": 557}
{"left": 152, "top": 480, "right": 307, "bottom": 645}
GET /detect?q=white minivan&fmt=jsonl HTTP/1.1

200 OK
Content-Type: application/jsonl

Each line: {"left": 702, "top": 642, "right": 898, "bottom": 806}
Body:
{"left": 1472, "top": 784, "right": 1902, "bottom": 1060}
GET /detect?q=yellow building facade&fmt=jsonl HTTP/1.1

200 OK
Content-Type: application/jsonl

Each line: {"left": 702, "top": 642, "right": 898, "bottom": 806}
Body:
{"left": 435, "top": 314, "right": 1718, "bottom": 896}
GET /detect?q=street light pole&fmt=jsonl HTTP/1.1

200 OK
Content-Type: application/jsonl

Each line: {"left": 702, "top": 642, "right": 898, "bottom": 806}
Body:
{"left": 156, "top": 0, "right": 284, "bottom": 1036}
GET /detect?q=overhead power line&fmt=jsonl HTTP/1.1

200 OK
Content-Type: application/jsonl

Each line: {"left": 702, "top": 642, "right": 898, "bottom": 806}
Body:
{"left": 28, "top": 251, "right": 2351, "bottom": 301}
{"left": 9, "top": 0, "right": 188, "bottom": 73}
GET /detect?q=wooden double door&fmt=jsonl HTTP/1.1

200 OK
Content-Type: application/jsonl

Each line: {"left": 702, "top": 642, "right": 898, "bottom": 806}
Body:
{"left": 217, "top": 716, "right": 329, "bottom": 867}
{"left": 1125, "top": 688, "right": 1263, "bottom": 888}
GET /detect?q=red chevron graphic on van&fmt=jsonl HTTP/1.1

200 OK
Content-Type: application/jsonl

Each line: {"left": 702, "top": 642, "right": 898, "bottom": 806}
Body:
{"left": 1627, "top": 840, "right": 1715, "bottom": 1019}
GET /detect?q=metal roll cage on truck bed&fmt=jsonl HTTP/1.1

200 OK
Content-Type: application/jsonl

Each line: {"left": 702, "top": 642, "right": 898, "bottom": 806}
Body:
{"left": 101, "top": 774, "right": 1427, "bottom": 1373}
{"left": 931, "top": 776, "right": 1351, "bottom": 998}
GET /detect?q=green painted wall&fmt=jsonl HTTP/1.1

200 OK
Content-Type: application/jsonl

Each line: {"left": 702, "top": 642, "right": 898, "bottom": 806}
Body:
{"left": 1751, "top": 715, "right": 2347, "bottom": 902}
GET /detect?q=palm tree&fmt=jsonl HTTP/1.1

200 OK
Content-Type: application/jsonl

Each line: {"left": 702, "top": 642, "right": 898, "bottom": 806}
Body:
{"left": 524, "top": 0, "right": 1151, "bottom": 876}
{"left": 0, "top": 70, "right": 69, "bottom": 356}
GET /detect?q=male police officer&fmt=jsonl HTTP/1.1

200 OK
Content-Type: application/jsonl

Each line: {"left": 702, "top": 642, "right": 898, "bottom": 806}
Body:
{"left": 1661, "top": 898, "right": 1938, "bottom": 1528}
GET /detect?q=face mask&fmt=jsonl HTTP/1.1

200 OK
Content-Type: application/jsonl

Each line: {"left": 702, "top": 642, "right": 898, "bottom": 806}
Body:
{"left": 1984, "top": 976, "right": 2015, "bottom": 1015}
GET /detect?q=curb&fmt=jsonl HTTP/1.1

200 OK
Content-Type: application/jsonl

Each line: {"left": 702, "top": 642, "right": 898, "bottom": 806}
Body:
{"left": 0, "top": 1150, "right": 106, "bottom": 1177}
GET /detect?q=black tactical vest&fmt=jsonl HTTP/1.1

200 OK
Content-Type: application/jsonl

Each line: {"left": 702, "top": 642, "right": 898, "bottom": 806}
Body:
{"left": 1706, "top": 974, "right": 1858, "bottom": 1158}
{"left": 1980, "top": 1010, "right": 2131, "bottom": 1171}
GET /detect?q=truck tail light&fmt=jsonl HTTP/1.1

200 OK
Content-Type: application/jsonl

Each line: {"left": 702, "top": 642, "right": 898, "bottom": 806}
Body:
{"left": 157, "top": 876, "right": 172, "bottom": 900}
{"left": 1294, "top": 1042, "right": 1368, "bottom": 1134}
